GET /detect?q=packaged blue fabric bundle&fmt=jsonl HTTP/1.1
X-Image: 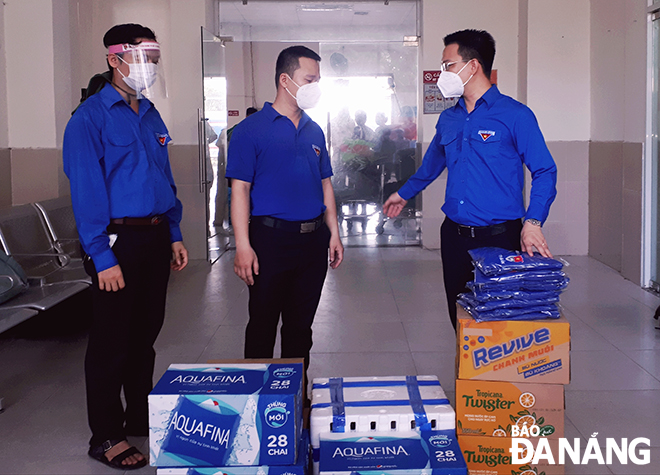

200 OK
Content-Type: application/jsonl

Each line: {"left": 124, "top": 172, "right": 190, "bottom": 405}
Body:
{"left": 457, "top": 299, "right": 561, "bottom": 322}
{"left": 470, "top": 288, "right": 562, "bottom": 302}
{"left": 459, "top": 292, "right": 560, "bottom": 311}
{"left": 468, "top": 247, "right": 564, "bottom": 276}
{"left": 473, "top": 267, "right": 566, "bottom": 284}
{"left": 467, "top": 279, "right": 569, "bottom": 292}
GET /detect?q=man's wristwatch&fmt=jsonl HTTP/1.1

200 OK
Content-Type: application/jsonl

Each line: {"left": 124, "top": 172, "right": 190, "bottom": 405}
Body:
{"left": 525, "top": 218, "right": 542, "bottom": 227}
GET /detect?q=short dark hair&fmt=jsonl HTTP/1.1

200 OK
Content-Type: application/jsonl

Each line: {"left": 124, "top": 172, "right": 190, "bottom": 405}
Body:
{"left": 443, "top": 29, "right": 496, "bottom": 78}
{"left": 246, "top": 107, "right": 258, "bottom": 116}
{"left": 275, "top": 45, "right": 321, "bottom": 88}
{"left": 103, "top": 23, "right": 157, "bottom": 71}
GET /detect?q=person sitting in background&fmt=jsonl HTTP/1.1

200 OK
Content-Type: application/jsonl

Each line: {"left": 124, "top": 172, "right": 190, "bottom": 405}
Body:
{"left": 374, "top": 112, "right": 390, "bottom": 140}
{"left": 352, "top": 109, "right": 376, "bottom": 143}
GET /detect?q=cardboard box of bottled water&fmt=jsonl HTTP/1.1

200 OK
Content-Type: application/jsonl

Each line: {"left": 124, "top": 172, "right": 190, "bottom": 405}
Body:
{"left": 318, "top": 429, "right": 467, "bottom": 475}
{"left": 149, "top": 361, "right": 303, "bottom": 467}
{"left": 156, "top": 430, "right": 310, "bottom": 475}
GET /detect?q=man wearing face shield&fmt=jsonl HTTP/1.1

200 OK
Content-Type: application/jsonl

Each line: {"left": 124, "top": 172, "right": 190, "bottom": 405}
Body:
{"left": 383, "top": 29, "right": 557, "bottom": 331}
{"left": 226, "top": 46, "right": 343, "bottom": 386}
{"left": 63, "top": 23, "right": 187, "bottom": 470}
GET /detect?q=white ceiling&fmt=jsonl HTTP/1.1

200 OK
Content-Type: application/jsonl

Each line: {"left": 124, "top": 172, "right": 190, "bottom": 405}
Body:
{"left": 218, "top": 1, "right": 417, "bottom": 29}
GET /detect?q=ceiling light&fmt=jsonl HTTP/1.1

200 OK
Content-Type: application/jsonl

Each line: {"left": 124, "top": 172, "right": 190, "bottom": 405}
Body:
{"left": 298, "top": 4, "right": 354, "bottom": 12}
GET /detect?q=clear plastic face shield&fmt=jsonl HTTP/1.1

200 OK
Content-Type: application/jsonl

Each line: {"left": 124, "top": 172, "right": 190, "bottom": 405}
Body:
{"left": 107, "top": 41, "right": 166, "bottom": 100}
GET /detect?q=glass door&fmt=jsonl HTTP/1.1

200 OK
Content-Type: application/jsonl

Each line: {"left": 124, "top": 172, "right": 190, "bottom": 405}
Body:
{"left": 308, "top": 42, "right": 420, "bottom": 245}
{"left": 201, "top": 27, "right": 230, "bottom": 263}
{"left": 217, "top": 0, "right": 420, "bottom": 247}
{"left": 650, "top": 15, "right": 660, "bottom": 290}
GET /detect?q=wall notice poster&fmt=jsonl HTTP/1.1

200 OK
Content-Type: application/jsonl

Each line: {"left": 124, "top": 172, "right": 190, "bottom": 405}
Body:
{"left": 423, "top": 70, "right": 448, "bottom": 114}
{"left": 423, "top": 69, "right": 498, "bottom": 114}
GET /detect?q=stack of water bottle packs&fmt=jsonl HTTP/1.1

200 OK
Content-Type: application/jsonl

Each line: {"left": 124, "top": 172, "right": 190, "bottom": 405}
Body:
{"left": 148, "top": 360, "right": 310, "bottom": 474}
{"left": 457, "top": 247, "right": 569, "bottom": 322}
{"left": 310, "top": 375, "right": 468, "bottom": 474}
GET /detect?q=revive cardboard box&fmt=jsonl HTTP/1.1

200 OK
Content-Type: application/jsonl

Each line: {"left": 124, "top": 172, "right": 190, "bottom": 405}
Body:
{"left": 456, "top": 308, "right": 570, "bottom": 384}
{"left": 149, "top": 361, "right": 303, "bottom": 467}
{"left": 458, "top": 435, "right": 565, "bottom": 475}
{"left": 456, "top": 380, "right": 564, "bottom": 439}
{"left": 156, "top": 430, "right": 310, "bottom": 475}
{"left": 319, "top": 429, "right": 467, "bottom": 475}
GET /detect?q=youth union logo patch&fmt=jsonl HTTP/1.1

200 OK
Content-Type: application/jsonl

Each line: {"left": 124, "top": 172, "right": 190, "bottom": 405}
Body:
{"left": 478, "top": 130, "right": 495, "bottom": 141}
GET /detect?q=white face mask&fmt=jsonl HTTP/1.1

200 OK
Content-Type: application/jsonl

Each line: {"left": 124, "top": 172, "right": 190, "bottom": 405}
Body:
{"left": 118, "top": 57, "right": 159, "bottom": 92}
{"left": 285, "top": 75, "right": 322, "bottom": 110}
{"left": 436, "top": 61, "right": 474, "bottom": 98}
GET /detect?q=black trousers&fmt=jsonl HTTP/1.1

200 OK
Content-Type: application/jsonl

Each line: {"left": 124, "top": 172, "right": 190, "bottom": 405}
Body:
{"left": 440, "top": 217, "right": 522, "bottom": 330}
{"left": 83, "top": 221, "right": 171, "bottom": 447}
{"left": 245, "top": 220, "right": 330, "bottom": 370}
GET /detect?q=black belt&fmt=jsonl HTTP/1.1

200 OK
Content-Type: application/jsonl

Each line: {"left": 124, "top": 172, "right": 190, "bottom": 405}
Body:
{"left": 451, "top": 218, "right": 521, "bottom": 238}
{"left": 252, "top": 214, "right": 324, "bottom": 233}
{"left": 110, "top": 215, "right": 164, "bottom": 226}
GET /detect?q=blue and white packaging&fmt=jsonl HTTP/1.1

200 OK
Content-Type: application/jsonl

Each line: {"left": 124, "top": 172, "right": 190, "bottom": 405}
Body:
{"left": 310, "top": 375, "right": 455, "bottom": 473}
{"left": 318, "top": 429, "right": 467, "bottom": 475}
{"left": 149, "top": 363, "right": 303, "bottom": 467}
{"left": 156, "top": 430, "right": 310, "bottom": 475}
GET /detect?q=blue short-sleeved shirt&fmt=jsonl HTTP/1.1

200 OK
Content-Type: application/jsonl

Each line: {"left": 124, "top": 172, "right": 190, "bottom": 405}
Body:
{"left": 63, "top": 83, "right": 183, "bottom": 272}
{"left": 226, "top": 102, "right": 333, "bottom": 221}
{"left": 398, "top": 85, "right": 557, "bottom": 227}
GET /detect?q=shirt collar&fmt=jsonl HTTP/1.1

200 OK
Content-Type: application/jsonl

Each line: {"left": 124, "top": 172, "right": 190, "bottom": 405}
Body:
{"left": 99, "top": 82, "right": 152, "bottom": 116}
{"left": 457, "top": 84, "right": 501, "bottom": 112}
{"left": 262, "top": 101, "right": 310, "bottom": 128}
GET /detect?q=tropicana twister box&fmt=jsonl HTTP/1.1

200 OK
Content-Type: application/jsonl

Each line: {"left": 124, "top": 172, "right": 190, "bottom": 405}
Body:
{"left": 149, "top": 361, "right": 303, "bottom": 467}
{"left": 455, "top": 380, "right": 564, "bottom": 439}
{"left": 456, "top": 308, "right": 570, "bottom": 384}
{"left": 458, "top": 435, "right": 565, "bottom": 475}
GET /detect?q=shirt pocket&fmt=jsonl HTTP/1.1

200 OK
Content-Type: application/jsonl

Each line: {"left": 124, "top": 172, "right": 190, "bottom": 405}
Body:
{"left": 439, "top": 131, "right": 459, "bottom": 165}
{"left": 143, "top": 125, "right": 171, "bottom": 168}
{"left": 470, "top": 129, "right": 502, "bottom": 155}
{"left": 104, "top": 130, "right": 138, "bottom": 171}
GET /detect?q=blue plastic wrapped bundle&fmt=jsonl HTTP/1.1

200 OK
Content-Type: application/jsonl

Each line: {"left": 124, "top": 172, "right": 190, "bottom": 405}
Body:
{"left": 472, "top": 268, "right": 569, "bottom": 292}
{"left": 460, "top": 247, "right": 569, "bottom": 322}
{"left": 469, "top": 288, "right": 561, "bottom": 302}
{"left": 457, "top": 297, "right": 561, "bottom": 322}
{"left": 468, "top": 247, "right": 564, "bottom": 276}
{"left": 467, "top": 278, "right": 569, "bottom": 292}
{"left": 459, "top": 292, "right": 560, "bottom": 310}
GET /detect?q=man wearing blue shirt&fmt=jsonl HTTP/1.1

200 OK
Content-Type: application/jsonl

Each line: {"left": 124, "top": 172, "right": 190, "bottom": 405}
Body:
{"left": 227, "top": 46, "right": 343, "bottom": 376}
{"left": 384, "top": 29, "right": 557, "bottom": 329}
{"left": 63, "top": 24, "right": 188, "bottom": 470}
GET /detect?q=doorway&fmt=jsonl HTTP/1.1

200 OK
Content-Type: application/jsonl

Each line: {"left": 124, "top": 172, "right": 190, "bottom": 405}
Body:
{"left": 648, "top": 12, "right": 660, "bottom": 290}
{"left": 213, "top": 0, "right": 420, "bottom": 249}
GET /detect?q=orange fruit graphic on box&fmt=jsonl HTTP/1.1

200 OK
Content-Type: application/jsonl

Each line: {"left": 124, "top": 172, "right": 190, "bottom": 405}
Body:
{"left": 456, "top": 379, "right": 564, "bottom": 439}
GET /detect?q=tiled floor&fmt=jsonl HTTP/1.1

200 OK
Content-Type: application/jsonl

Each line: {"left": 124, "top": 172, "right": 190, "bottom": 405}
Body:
{"left": 1, "top": 247, "right": 659, "bottom": 474}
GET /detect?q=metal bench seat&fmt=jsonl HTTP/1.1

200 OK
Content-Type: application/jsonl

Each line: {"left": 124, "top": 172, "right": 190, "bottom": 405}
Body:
{"left": 0, "top": 204, "right": 91, "bottom": 286}
{"left": 0, "top": 307, "right": 39, "bottom": 334}
{"left": 33, "top": 196, "right": 82, "bottom": 259}
{"left": 0, "top": 282, "right": 89, "bottom": 312}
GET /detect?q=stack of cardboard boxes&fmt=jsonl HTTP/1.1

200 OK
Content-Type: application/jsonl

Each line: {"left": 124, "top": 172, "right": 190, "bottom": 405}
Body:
{"left": 455, "top": 308, "right": 570, "bottom": 474}
{"left": 309, "top": 375, "right": 468, "bottom": 474}
{"left": 148, "top": 359, "right": 310, "bottom": 475}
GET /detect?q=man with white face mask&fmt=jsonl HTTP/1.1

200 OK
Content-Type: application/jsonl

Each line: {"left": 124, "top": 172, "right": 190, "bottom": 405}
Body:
{"left": 384, "top": 29, "right": 557, "bottom": 330}
{"left": 227, "top": 46, "right": 343, "bottom": 387}
{"left": 64, "top": 23, "right": 187, "bottom": 470}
